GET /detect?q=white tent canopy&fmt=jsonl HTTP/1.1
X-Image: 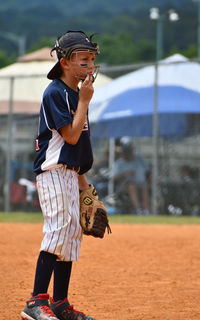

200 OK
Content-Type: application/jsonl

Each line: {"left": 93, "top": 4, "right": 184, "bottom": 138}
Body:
{"left": 91, "top": 54, "right": 200, "bottom": 105}
{"left": 0, "top": 47, "right": 111, "bottom": 114}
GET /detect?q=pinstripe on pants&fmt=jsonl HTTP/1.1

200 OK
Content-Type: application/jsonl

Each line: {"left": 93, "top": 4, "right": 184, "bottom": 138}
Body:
{"left": 36, "top": 165, "right": 82, "bottom": 261}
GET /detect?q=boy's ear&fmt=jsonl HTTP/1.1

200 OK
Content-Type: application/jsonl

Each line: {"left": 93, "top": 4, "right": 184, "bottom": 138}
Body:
{"left": 60, "top": 57, "right": 70, "bottom": 70}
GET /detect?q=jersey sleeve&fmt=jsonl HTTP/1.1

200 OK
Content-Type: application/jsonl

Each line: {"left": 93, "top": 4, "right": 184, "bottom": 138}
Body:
{"left": 42, "top": 87, "right": 73, "bottom": 131}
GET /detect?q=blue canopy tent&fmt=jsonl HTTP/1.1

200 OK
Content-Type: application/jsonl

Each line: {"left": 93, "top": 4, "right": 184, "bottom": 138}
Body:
{"left": 90, "top": 86, "right": 200, "bottom": 138}
{"left": 89, "top": 54, "right": 200, "bottom": 139}
{"left": 89, "top": 54, "right": 200, "bottom": 214}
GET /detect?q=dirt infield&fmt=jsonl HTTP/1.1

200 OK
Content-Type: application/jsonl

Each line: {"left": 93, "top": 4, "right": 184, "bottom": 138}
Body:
{"left": 1, "top": 223, "right": 200, "bottom": 320}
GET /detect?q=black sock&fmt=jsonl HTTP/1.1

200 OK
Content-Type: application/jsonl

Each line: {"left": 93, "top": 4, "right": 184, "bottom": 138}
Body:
{"left": 53, "top": 261, "right": 72, "bottom": 302}
{"left": 33, "top": 251, "right": 57, "bottom": 297}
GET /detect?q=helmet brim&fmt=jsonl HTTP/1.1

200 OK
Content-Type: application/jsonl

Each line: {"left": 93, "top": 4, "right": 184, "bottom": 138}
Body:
{"left": 47, "top": 61, "right": 62, "bottom": 80}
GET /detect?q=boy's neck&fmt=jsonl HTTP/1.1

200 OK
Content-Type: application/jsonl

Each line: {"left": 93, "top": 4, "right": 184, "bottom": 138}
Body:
{"left": 60, "top": 75, "right": 79, "bottom": 92}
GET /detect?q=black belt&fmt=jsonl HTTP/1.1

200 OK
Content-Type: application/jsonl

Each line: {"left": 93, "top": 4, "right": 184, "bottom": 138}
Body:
{"left": 66, "top": 165, "right": 80, "bottom": 173}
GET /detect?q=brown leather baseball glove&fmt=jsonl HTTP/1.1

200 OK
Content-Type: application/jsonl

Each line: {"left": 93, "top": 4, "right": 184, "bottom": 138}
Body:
{"left": 79, "top": 184, "right": 112, "bottom": 238}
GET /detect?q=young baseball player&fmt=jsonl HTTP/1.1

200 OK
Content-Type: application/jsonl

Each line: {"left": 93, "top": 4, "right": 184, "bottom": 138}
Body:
{"left": 21, "top": 30, "right": 100, "bottom": 320}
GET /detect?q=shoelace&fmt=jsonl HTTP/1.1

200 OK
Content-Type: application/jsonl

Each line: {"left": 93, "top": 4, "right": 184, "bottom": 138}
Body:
{"left": 41, "top": 305, "right": 56, "bottom": 317}
{"left": 66, "top": 305, "right": 85, "bottom": 317}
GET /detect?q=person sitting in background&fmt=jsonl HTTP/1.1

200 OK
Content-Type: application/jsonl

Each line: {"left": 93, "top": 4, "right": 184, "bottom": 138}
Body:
{"left": 86, "top": 149, "right": 110, "bottom": 199}
{"left": 112, "top": 143, "right": 150, "bottom": 215}
{"left": 180, "top": 165, "right": 194, "bottom": 183}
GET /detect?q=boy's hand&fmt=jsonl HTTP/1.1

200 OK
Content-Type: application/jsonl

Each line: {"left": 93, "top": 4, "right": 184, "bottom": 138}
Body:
{"left": 79, "top": 74, "right": 94, "bottom": 104}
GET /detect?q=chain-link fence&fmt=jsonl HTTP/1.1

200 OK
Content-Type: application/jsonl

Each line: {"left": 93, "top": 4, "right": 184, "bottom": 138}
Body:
{"left": 0, "top": 59, "right": 200, "bottom": 215}
{"left": 88, "top": 134, "right": 200, "bottom": 215}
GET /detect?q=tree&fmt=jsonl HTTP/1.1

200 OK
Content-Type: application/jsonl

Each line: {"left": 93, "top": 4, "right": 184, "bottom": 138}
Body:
{"left": 29, "top": 37, "right": 54, "bottom": 52}
{"left": 182, "top": 44, "right": 197, "bottom": 58}
{"left": 135, "top": 39, "right": 156, "bottom": 62}
{"left": 0, "top": 50, "right": 15, "bottom": 68}
{"left": 97, "top": 33, "right": 137, "bottom": 65}
{"left": 170, "top": 44, "right": 197, "bottom": 59}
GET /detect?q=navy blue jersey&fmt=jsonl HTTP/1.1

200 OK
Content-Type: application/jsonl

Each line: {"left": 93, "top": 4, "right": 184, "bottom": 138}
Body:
{"left": 34, "top": 79, "right": 93, "bottom": 175}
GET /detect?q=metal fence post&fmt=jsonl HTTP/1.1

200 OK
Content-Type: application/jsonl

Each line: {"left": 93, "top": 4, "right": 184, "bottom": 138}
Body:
{"left": 108, "top": 138, "right": 115, "bottom": 195}
{"left": 151, "top": 63, "right": 159, "bottom": 214}
{"left": 4, "top": 76, "right": 14, "bottom": 212}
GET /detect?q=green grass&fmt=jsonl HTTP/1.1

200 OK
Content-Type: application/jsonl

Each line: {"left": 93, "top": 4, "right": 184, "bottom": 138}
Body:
{"left": 0, "top": 211, "right": 200, "bottom": 224}
{"left": 109, "top": 214, "right": 200, "bottom": 224}
{"left": 0, "top": 211, "right": 43, "bottom": 223}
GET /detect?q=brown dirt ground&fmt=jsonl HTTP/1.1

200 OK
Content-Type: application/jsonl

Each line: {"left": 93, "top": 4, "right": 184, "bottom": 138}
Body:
{"left": 1, "top": 223, "right": 200, "bottom": 320}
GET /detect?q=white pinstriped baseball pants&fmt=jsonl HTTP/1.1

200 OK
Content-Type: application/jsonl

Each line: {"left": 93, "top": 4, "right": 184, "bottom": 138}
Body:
{"left": 36, "top": 165, "right": 82, "bottom": 262}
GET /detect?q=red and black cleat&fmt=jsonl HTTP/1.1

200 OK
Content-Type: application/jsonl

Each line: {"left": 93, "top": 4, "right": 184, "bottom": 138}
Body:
{"left": 21, "top": 294, "right": 58, "bottom": 320}
{"left": 50, "top": 298, "right": 96, "bottom": 320}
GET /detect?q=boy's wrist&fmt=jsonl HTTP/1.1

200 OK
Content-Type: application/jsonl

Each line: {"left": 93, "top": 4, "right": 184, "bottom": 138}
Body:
{"left": 78, "top": 174, "right": 90, "bottom": 191}
{"left": 79, "top": 183, "right": 90, "bottom": 191}
{"left": 78, "top": 100, "right": 90, "bottom": 109}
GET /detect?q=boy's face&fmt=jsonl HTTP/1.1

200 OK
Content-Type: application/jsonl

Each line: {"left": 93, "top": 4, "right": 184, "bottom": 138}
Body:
{"left": 69, "top": 50, "right": 99, "bottom": 81}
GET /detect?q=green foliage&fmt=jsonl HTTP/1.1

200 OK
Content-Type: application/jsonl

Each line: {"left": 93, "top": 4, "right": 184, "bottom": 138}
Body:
{"left": 135, "top": 39, "right": 156, "bottom": 62}
{"left": 97, "top": 33, "right": 137, "bottom": 65}
{"left": 0, "top": 0, "right": 191, "bottom": 16}
{"left": 29, "top": 37, "right": 55, "bottom": 52}
{"left": 182, "top": 44, "right": 198, "bottom": 58}
{"left": 170, "top": 44, "right": 198, "bottom": 59}
{"left": 0, "top": 50, "right": 16, "bottom": 68}
{"left": 96, "top": 34, "right": 156, "bottom": 65}
{"left": 0, "top": 0, "right": 198, "bottom": 68}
